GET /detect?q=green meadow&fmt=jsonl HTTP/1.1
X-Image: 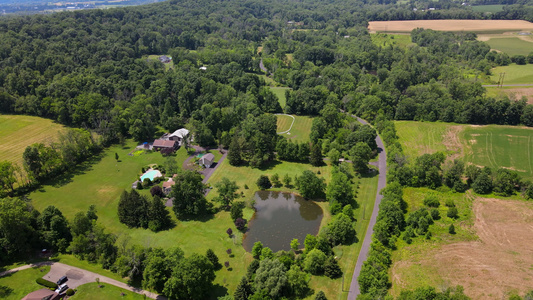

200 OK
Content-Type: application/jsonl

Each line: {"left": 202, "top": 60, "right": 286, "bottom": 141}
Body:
{"left": 490, "top": 64, "right": 533, "bottom": 84}
{"left": 275, "top": 115, "right": 313, "bottom": 143}
{"left": 271, "top": 86, "right": 291, "bottom": 108}
{"left": 370, "top": 33, "right": 412, "bottom": 48}
{"left": 72, "top": 283, "right": 146, "bottom": 300}
{"left": 394, "top": 121, "right": 455, "bottom": 160}
{"left": 485, "top": 37, "right": 533, "bottom": 56}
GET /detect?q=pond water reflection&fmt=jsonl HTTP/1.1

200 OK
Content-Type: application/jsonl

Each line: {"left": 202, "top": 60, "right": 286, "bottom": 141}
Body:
{"left": 242, "top": 191, "right": 323, "bottom": 252}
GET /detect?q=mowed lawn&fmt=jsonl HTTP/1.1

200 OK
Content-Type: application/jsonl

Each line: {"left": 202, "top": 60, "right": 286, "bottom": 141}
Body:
{"left": 271, "top": 86, "right": 291, "bottom": 108}
{"left": 490, "top": 64, "right": 533, "bottom": 84}
{"left": 0, "top": 266, "right": 51, "bottom": 300}
{"left": 461, "top": 125, "right": 533, "bottom": 179}
{"left": 0, "top": 115, "right": 64, "bottom": 170}
{"left": 485, "top": 37, "right": 533, "bottom": 56}
{"left": 146, "top": 55, "right": 173, "bottom": 71}
{"left": 26, "top": 141, "right": 264, "bottom": 295}
{"left": 276, "top": 115, "right": 313, "bottom": 142}
{"left": 72, "top": 283, "right": 146, "bottom": 300}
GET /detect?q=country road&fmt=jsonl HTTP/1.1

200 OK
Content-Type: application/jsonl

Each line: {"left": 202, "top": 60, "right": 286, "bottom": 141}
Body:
{"left": 482, "top": 84, "right": 533, "bottom": 87}
{"left": 347, "top": 115, "right": 387, "bottom": 299}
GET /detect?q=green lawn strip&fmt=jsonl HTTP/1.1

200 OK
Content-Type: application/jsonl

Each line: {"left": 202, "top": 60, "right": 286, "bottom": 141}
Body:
{"left": 389, "top": 187, "right": 476, "bottom": 296}
{"left": 0, "top": 265, "right": 51, "bottom": 300}
{"left": 55, "top": 254, "right": 126, "bottom": 283}
{"left": 271, "top": 87, "right": 291, "bottom": 108}
{"left": 485, "top": 37, "right": 533, "bottom": 56}
{"left": 394, "top": 121, "right": 456, "bottom": 159}
{"left": 276, "top": 114, "right": 294, "bottom": 132}
{"left": 282, "top": 115, "right": 313, "bottom": 143}
{"left": 471, "top": 5, "right": 504, "bottom": 13}
{"left": 490, "top": 64, "right": 533, "bottom": 84}
{"left": 461, "top": 125, "right": 533, "bottom": 180}
{"left": 71, "top": 282, "right": 146, "bottom": 300}
{"left": 0, "top": 115, "right": 64, "bottom": 174}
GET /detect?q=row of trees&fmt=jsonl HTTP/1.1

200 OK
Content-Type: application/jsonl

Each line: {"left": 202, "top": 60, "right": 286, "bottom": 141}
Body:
{"left": 117, "top": 190, "right": 172, "bottom": 232}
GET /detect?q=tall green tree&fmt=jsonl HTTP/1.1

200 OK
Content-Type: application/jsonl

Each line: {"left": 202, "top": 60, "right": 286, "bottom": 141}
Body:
{"left": 350, "top": 142, "right": 372, "bottom": 173}
{"left": 296, "top": 170, "right": 326, "bottom": 199}
{"left": 163, "top": 254, "right": 215, "bottom": 300}
{"left": 0, "top": 198, "right": 37, "bottom": 262}
{"left": 326, "top": 171, "right": 354, "bottom": 207}
{"left": 214, "top": 177, "right": 239, "bottom": 209}
{"left": 171, "top": 170, "right": 208, "bottom": 218}
{"left": 254, "top": 259, "right": 288, "bottom": 299}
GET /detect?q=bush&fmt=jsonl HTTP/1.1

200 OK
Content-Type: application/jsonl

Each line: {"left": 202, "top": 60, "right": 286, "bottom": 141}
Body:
{"left": 448, "top": 224, "right": 456, "bottom": 234}
{"left": 230, "top": 201, "right": 245, "bottom": 221}
{"left": 235, "top": 218, "right": 247, "bottom": 231}
{"left": 36, "top": 278, "right": 58, "bottom": 289}
{"left": 304, "top": 249, "right": 327, "bottom": 275}
{"left": 447, "top": 207, "right": 459, "bottom": 219}
{"left": 66, "top": 289, "right": 75, "bottom": 296}
{"left": 142, "top": 178, "right": 152, "bottom": 188}
{"left": 324, "top": 256, "right": 342, "bottom": 279}
{"left": 136, "top": 181, "right": 143, "bottom": 190}
{"left": 430, "top": 208, "right": 440, "bottom": 220}
{"left": 256, "top": 175, "right": 271, "bottom": 190}
{"left": 423, "top": 194, "right": 439, "bottom": 208}
{"left": 150, "top": 185, "right": 164, "bottom": 197}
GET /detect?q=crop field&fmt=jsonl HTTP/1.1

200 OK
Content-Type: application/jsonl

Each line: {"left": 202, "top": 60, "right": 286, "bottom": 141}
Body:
{"left": 391, "top": 191, "right": 533, "bottom": 299}
{"left": 370, "top": 33, "right": 412, "bottom": 48}
{"left": 276, "top": 115, "right": 313, "bottom": 142}
{"left": 368, "top": 20, "right": 533, "bottom": 33}
{"left": 490, "top": 64, "right": 533, "bottom": 84}
{"left": 395, "top": 121, "right": 533, "bottom": 179}
{"left": 484, "top": 37, "right": 533, "bottom": 56}
{"left": 461, "top": 125, "right": 533, "bottom": 179}
{"left": 0, "top": 115, "right": 64, "bottom": 171}
{"left": 485, "top": 86, "right": 533, "bottom": 103}
{"left": 0, "top": 265, "right": 51, "bottom": 300}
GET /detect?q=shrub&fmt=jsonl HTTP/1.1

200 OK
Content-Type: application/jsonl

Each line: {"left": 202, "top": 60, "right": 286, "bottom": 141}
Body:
{"left": 324, "top": 256, "right": 342, "bottom": 279}
{"left": 256, "top": 175, "right": 271, "bottom": 190}
{"left": 142, "top": 178, "right": 152, "bottom": 188}
{"left": 206, "top": 249, "right": 220, "bottom": 269}
{"left": 150, "top": 185, "right": 164, "bottom": 197}
{"left": 448, "top": 224, "right": 456, "bottom": 234}
{"left": 304, "top": 249, "right": 326, "bottom": 275}
{"left": 445, "top": 199, "right": 455, "bottom": 207}
{"left": 136, "top": 181, "right": 143, "bottom": 190}
{"left": 227, "top": 228, "right": 233, "bottom": 237}
{"left": 230, "top": 201, "right": 245, "bottom": 221}
{"left": 235, "top": 218, "right": 247, "bottom": 231}
{"left": 271, "top": 173, "right": 282, "bottom": 188}
{"left": 252, "top": 242, "right": 263, "bottom": 259}
{"left": 423, "top": 194, "right": 439, "bottom": 208}
{"left": 447, "top": 207, "right": 459, "bottom": 219}
{"left": 36, "top": 278, "right": 58, "bottom": 289}
{"left": 66, "top": 289, "right": 75, "bottom": 296}
{"left": 430, "top": 208, "right": 440, "bottom": 220}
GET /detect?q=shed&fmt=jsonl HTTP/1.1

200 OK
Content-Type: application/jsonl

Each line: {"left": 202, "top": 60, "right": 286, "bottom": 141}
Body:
{"left": 199, "top": 153, "right": 215, "bottom": 168}
{"left": 159, "top": 55, "right": 172, "bottom": 63}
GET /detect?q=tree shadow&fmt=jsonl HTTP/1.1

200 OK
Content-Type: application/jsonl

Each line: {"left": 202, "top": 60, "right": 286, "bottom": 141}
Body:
{"left": 257, "top": 160, "right": 283, "bottom": 171}
{"left": 39, "top": 152, "right": 106, "bottom": 188}
{"left": 360, "top": 168, "right": 379, "bottom": 179}
{"left": 0, "top": 285, "right": 13, "bottom": 297}
{"left": 210, "top": 284, "right": 228, "bottom": 299}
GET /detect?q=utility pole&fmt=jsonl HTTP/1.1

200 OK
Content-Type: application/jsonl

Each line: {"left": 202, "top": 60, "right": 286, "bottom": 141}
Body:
{"left": 498, "top": 72, "right": 505, "bottom": 88}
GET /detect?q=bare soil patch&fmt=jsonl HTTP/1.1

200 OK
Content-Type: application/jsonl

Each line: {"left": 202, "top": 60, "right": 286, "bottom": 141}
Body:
{"left": 393, "top": 197, "right": 533, "bottom": 299}
{"left": 443, "top": 126, "right": 463, "bottom": 161}
{"left": 495, "top": 88, "right": 533, "bottom": 104}
{"left": 368, "top": 20, "right": 533, "bottom": 33}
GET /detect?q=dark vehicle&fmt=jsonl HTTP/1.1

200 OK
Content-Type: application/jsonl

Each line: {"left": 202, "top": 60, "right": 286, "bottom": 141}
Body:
{"left": 56, "top": 276, "right": 68, "bottom": 285}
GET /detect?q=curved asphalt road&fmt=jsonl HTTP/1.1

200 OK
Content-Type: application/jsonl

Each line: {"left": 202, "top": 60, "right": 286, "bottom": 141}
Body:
{"left": 347, "top": 115, "right": 387, "bottom": 300}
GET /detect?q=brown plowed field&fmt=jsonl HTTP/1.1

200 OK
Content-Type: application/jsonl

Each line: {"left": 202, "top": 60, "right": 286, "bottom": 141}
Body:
{"left": 368, "top": 20, "right": 533, "bottom": 33}
{"left": 392, "top": 197, "right": 533, "bottom": 299}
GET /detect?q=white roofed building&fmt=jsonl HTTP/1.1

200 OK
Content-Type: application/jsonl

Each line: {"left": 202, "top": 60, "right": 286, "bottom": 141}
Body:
{"left": 168, "top": 128, "right": 190, "bottom": 145}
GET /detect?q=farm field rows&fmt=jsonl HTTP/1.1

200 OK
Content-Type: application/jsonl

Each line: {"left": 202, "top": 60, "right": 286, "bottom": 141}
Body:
{"left": 395, "top": 121, "right": 533, "bottom": 179}
{"left": 485, "top": 86, "right": 533, "bottom": 104}
{"left": 0, "top": 115, "right": 64, "bottom": 171}
{"left": 368, "top": 20, "right": 533, "bottom": 33}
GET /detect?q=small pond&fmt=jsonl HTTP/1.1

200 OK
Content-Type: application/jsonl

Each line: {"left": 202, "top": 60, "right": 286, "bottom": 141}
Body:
{"left": 243, "top": 191, "right": 323, "bottom": 252}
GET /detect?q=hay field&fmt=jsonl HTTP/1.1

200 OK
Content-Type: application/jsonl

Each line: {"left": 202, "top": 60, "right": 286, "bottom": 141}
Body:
{"left": 368, "top": 20, "right": 533, "bottom": 33}
{"left": 485, "top": 37, "right": 533, "bottom": 56}
{"left": 395, "top": 121, "right": 533, "bottom": 179}
{"left": 0, "top": 115, "right": 64, "bottom": 169}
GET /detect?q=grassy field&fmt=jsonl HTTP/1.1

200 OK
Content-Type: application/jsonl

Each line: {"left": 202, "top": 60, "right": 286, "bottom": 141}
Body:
{"left": 276, "top": 115, "right": 313, "bottom": 142}
{"left": 484, "top": 86, "right": 533, "bottom": 103}
{"left": 390, "top": 188, "right": 476, "bottom": 296}
{"left": 0, "top": 265, "right": 51, "bottom": 300}
{"left": 0, "top": 115, "right": 64, "bottom": 171}
{"left": 368, "top": 20, "right": 533, "bottom": 33}
{"left": 471, "top": 4, "right": 504, "bottom": 13}
{"left": 271, "top": 87, "right": 291, "bottom": 108}
{"left": 485, "top": 37, "right": 533, "bottom": 56}
{"left": 461, "top": 125, "right": 533, "bottom": 179}
{"left": 394, "top": 121, "right": 457, "bottom": 160}
{"left": 395, "top": 121, "right": 533, "bottom": 179}
{"left": 370, "top": 33, "right": 412, "bottom": 48}
{"left": 490, "top": 64, "right": 533, "bottom": 84}
{"left": 72, "top": 282, "right": 146, "bottom": 300}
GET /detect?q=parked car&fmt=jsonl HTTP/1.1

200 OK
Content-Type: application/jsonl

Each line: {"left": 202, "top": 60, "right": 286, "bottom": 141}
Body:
{"left": 56, "top": 276, "right": 68, "bottom": 285}
{"left": 56, "top": 284, "right": 68, "bottom": 294}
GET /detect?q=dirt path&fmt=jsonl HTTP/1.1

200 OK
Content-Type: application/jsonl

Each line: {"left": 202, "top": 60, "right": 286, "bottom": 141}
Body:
{"left": 347, "top": 115, "right": 387, "bottom": 300}
{"left": 1, "top": 261, "right": 165, "bottom": 299}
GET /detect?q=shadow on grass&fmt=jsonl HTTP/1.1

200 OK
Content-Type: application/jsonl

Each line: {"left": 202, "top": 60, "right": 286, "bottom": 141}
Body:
{"left": 37, "top": 152, "right": 106, "bottom": 189}
{"left": 0, "top": 285, "right": 13, "bottom": 297}
{"left": 210, "top": 284, "right": 228, "bottom": 299}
